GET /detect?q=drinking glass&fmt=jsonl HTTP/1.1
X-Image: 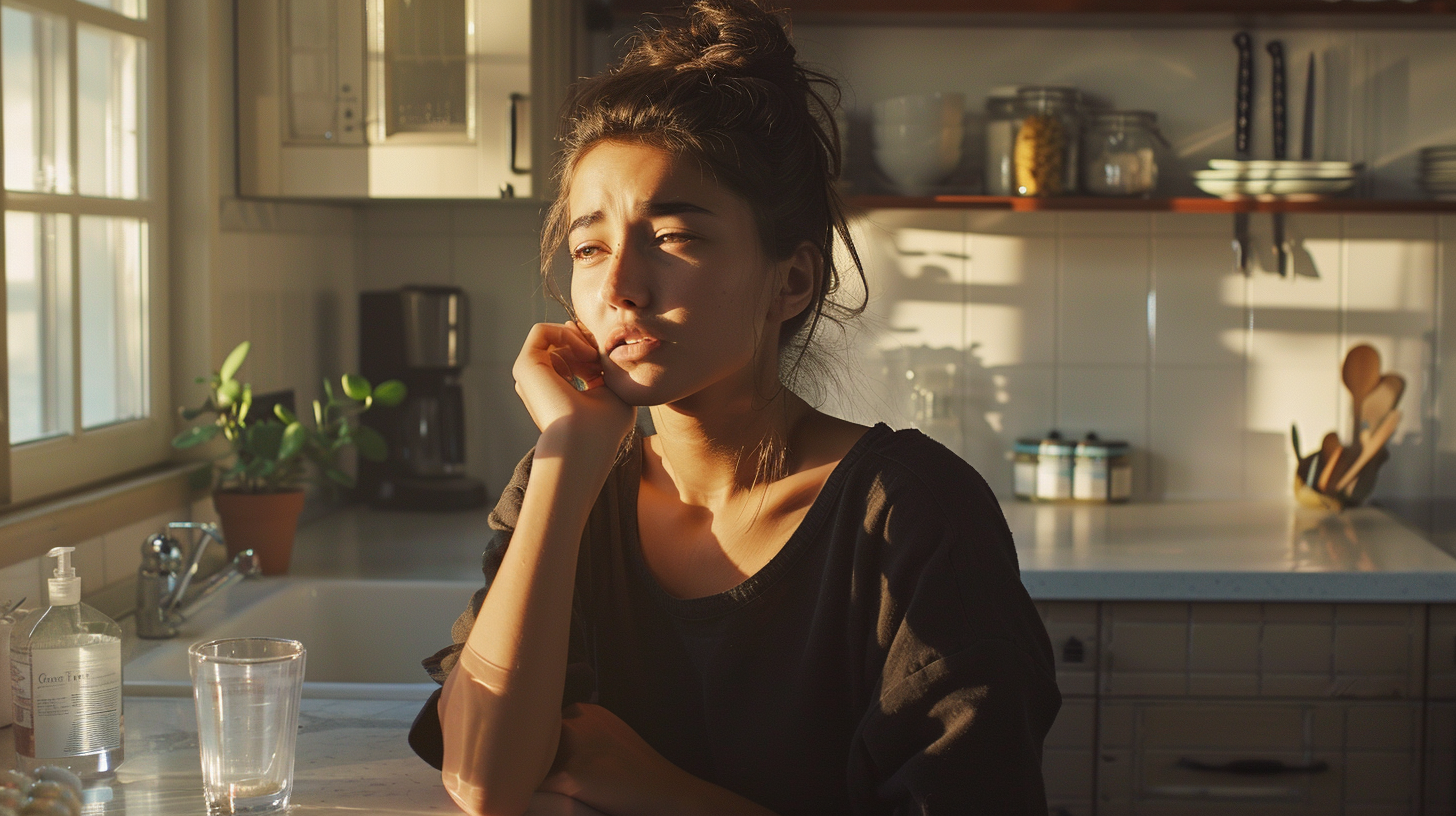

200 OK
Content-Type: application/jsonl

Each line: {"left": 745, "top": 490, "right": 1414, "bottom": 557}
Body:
{"left": 189, "top": 638, "right": 306, "bottom": 814}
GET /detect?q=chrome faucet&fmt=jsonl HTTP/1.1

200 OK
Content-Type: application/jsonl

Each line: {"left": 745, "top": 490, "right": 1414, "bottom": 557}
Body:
{"left": 135, "top": 522, "right": 261, "bottom": 639}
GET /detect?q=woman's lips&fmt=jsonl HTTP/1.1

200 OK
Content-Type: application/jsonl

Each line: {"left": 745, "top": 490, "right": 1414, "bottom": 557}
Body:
{"left": 608, "top": 337, "right": 660, "bottom": 363}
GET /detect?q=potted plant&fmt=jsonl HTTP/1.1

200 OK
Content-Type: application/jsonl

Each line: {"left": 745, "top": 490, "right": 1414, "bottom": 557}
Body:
{"left": 173, "top": 341, "right": 406, "bottom": 574}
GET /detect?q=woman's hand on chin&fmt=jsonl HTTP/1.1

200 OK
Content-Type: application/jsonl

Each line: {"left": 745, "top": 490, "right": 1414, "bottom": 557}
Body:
{"left": 540, "top": 704, "right": 777, "bottom": 816}
{"left": 514, "top": 321, "right": 634, "bottom": 450}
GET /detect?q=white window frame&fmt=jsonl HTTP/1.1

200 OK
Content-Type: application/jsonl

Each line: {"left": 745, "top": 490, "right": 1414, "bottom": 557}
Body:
{"left": 1, "top": 0, "right": 168, "bottom": 505}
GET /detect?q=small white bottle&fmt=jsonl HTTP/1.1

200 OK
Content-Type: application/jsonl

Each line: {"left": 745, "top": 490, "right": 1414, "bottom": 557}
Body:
{"left": 11, "top": 546, "right": 125, "bottom": 778}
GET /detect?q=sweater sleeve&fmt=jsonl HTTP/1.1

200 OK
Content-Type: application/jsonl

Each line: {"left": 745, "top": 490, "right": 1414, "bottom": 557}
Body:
{"left": 848, "top": 439, "right": 1061, "bottom": 815}
{"left": 408, "top": 447, "right": 598, "bottom": 769}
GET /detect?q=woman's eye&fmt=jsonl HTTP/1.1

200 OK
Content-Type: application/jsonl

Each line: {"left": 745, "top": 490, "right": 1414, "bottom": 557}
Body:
{"left": 571, "top": 245, "right": 602, "bottom": 261}
{"left": 656, "top": 232, "right": 693, "bottom": 246}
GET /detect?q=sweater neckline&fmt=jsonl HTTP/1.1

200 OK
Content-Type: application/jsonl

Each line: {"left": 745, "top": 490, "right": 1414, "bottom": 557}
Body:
{"left": 622, "top": 422, "right": 891, "bottom": 620}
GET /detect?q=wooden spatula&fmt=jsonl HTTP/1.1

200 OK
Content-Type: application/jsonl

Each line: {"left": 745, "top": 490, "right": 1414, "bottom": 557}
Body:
{"left": 1334, "top": 408, "right": 1401, "bottom": 494}
{"left": 1341, "top": 345, "right": 1381, "bottom": 441}
{"left": 1359, "top": 374, "right": 1405, "bottom": 433}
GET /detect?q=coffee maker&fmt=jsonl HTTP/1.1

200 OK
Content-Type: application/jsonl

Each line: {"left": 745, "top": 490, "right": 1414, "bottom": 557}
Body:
{"left": 359, "top": 286, "right": 487, "bottom": 510}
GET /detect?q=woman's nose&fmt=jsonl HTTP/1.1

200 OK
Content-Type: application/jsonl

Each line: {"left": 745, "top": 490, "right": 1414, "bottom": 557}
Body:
{"left": 601, "top": 241, "right": 651, "bottom": 311}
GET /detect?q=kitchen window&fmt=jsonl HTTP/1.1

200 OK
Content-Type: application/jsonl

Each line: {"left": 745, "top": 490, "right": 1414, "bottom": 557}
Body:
{"left": 2, "top": 0, "right": 168, "bottom": 505}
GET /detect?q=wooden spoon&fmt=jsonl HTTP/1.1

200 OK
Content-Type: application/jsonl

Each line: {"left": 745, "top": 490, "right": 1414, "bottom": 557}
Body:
{"left": 1341, "top": 345, "right": 1381, "bottom": 441}
{"left": 1335, "top": 408, "right": 1401, "bottom": 494}
{"left": 1359, "top": 373, "right": 1405, "bottom": 433}
{"left": 1315, "top": 432, "right": 1342, "bottom": 492}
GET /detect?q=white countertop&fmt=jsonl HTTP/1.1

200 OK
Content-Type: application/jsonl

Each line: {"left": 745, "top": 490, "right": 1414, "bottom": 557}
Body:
{"left": 0, "top": 697, "right": 600, "bottom": 815}
{"left": 290, "top": 499, "right": 1456, "bottom": 603}
{"left": 1004, "top": 500, "right": 1456, "bottom": 602}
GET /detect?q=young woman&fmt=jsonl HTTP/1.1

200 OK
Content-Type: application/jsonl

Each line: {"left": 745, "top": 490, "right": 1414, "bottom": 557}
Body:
{"left": 409, "top": 2, "right": 1060, "bottom": 813}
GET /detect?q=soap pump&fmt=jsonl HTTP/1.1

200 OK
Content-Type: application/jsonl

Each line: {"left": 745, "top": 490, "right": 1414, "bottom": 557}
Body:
{"left": 11, "top": 546, "right": 125, "bottom": 778}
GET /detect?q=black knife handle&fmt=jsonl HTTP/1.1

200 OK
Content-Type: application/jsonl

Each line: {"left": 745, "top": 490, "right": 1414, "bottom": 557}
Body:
{"left": 1235, "top": 32, "right": 1253, "bottom": 155}
{"left": 1268, "top": 40, "right": 1287, "bottom": 160}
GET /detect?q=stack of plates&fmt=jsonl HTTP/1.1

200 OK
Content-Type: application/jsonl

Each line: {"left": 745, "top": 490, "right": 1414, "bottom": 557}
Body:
{"left": 1193, "top": 160, "right": 1360, "bottom": 199}
{"left": 1420, "top": 146, "right": 1456, "bottom": 199}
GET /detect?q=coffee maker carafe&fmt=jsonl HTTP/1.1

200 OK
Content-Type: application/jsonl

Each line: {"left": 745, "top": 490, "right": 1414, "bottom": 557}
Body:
{"left": 360, "top": 286, "right": 487, "bottom": 510}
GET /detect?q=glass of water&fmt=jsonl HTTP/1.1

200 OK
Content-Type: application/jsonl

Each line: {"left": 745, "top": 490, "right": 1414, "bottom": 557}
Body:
{"left": 189, "top": 638, "right": 306, "bottom": 814}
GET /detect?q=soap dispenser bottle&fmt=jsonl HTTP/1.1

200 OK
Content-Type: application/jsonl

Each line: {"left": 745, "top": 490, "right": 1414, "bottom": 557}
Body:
{"left": 11, "top": 546, "right": 125, "bottom": 778}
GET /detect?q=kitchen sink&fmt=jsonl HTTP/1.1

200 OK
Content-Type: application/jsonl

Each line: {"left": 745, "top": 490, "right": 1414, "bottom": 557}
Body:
{"left": 123, "top": 578, "right": 479, "bottom": 700}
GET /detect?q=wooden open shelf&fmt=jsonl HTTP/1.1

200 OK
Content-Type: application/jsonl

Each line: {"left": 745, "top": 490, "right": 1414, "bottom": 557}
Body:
{"left": 610, "top": 0, "right": 1456, "bottom": 22}
{"left": 846, "top": 195, "right": 1456, "bottom": 213}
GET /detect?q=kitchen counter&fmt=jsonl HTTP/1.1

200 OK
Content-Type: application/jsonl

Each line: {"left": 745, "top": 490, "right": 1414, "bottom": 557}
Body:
{"left": 288, "top": 499, "right": 1456, "bottom": 603}
{"left": 0, "top": 696, "right": 600, "bottom": 815}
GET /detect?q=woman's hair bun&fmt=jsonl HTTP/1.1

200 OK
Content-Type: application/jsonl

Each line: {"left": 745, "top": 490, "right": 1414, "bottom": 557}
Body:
{"left": 625, "top": 0, "right": 799, "bottom": 86}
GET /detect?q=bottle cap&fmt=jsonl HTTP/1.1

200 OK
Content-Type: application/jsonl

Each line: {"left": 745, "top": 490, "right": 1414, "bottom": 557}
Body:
{"left": 46, "top": 546, "right": 80, "bottom": 606}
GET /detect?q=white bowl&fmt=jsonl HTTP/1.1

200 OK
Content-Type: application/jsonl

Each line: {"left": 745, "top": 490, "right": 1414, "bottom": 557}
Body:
{"left": 871, "top": 93, "right": 965, "bottom": 195}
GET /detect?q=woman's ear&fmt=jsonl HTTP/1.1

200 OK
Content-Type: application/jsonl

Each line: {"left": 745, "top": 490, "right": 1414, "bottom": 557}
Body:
{"left": 768, "top": 241, "right": 822, "bottom": 325}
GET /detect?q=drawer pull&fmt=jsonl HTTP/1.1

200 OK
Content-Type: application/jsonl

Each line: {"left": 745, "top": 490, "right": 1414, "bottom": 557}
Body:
{"left": 1177, "top": 757, "right": 1329, "bottom": 775}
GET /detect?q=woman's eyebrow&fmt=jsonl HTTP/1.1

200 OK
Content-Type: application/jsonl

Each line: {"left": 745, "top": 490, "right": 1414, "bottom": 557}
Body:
{"left": 641, "top": 200, "right": 715, "bottom": 218}
{"left": 568, "top": 201, "right": 715, "bottom": 236}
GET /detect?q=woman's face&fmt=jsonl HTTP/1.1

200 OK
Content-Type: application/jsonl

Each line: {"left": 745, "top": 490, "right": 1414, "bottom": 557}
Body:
{"left": 565, "top": 141, "right": 799, "bottom": 408}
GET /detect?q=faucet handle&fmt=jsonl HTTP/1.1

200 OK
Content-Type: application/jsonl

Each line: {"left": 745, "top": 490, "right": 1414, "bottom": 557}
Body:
{"left": 141, "top": 533, "right": 184, "bottom": 575}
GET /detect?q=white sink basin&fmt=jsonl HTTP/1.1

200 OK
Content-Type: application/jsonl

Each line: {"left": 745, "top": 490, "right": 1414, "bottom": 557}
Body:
{"left": 124, "top": 578, "right": 479, "bottom": 699}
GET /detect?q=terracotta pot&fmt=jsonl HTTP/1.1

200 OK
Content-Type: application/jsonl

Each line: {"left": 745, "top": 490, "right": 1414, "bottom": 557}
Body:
{"left": 212, "top": 490, "right": 307, "bottom": 576}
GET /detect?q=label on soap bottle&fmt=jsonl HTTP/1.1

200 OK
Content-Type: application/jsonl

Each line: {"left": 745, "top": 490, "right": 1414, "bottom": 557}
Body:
{"left": 14, "top": 640, "right": 122, "bottom": 758}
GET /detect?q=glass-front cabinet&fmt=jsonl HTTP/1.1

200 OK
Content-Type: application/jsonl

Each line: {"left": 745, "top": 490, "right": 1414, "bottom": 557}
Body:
{"left": 237, "top": 0, "right": 530, "bottom": 199}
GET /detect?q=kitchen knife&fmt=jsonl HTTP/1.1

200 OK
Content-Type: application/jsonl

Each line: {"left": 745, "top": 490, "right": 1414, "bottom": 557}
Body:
{"left": 1301, "top": 53, "right": 1315, "bottom": 161}
{"left": 1269, "top": 40, "right": 1288, "bottom": 277}
{"left": 1233, "top": 32, "right": 1253, "bottom": 275}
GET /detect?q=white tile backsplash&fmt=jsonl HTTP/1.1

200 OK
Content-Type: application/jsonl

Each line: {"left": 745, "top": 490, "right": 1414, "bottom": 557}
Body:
{"left": 351, "top": 206, "right": 1450, "bottom": 507}
{"left": 1058, "top": 237, "right": 1151, "bottom": 367}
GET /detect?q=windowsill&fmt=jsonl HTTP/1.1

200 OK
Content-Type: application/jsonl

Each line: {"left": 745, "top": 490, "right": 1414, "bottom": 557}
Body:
{"left": 0, "top": 460, "right": 210, "bottom": 570}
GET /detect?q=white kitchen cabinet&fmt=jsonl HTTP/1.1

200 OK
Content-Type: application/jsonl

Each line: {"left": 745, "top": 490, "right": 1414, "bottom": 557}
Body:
{"left": 236, "top": 0, "right": 541, "bottom": 199}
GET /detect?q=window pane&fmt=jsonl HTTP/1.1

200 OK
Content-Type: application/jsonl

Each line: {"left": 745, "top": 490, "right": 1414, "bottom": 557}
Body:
{"left": 77, "top": 25, "right": 145, "bottom": 199}
{"left": 2, "top": 5, "right": 71, "bottom": 193}
{"left": 77, "top": 0, "right": 145, "bottom": 21}
{"left": 383, "top": 0, "right": 469, "bottom": 136}
{"left": 6, "top": 212, "right": 73, "bottom": 444}
{"left": 78, "top": 216, "right": 147, "bottom": 429}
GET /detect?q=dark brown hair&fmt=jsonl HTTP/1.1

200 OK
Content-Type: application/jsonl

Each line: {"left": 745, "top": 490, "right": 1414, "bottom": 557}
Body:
{"left": 540, "top": 0, "right": 865, "bottom": 395}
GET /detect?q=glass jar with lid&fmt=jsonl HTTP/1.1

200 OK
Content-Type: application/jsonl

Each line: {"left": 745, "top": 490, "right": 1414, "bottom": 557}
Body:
{"left": 983, "top": 88, "right": 1020, "bottom": 196}
{"left": 1082, "top": 111, "right": 1164, "bottom": 197}
{"left": 1013, "top": 87, "right": 1080, "bottom": 197}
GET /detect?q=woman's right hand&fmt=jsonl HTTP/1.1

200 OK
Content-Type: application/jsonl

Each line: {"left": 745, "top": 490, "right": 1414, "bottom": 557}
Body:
{"left": 513, "top": 321, "right": 635, "bottom": 450}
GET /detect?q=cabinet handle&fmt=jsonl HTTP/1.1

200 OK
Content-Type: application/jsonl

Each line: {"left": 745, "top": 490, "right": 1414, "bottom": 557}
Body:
{"left": 509, "top": 93, "right": 531, "bottom": 175}
{"left": 1176, "top": 757, "right": 1329, "bottom": 775}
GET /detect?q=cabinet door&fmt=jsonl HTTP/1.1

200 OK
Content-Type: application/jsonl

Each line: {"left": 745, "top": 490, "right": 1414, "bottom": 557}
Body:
{"left": 1045, "top": 697, "right": 1095, "bottom": 816}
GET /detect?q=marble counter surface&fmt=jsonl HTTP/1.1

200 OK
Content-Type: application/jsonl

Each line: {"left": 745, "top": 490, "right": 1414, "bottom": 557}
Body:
{"left": 1, "top": 697, "right": 599, "bottom": 815}
{"left": 288, "top": 500, "right": 1456, "bottom": 603}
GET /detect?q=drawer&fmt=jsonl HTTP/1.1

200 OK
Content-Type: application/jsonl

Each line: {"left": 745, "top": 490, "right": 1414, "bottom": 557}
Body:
{"left": 1097, "top": 699, "right": 1421, "bottom": 815}
{"left": 1038, "top": 602, "right": 1098, "bottom": 697}
{"left": 1100, "top": 602, "right": 1424, "bottom": 699}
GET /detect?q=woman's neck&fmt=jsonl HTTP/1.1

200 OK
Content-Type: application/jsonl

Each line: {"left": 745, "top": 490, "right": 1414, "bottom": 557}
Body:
{"left": 646, "top": 386, "right": 814, "bottom": 511}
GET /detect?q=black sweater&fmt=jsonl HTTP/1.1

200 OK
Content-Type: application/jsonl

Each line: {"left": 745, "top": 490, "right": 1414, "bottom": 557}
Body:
{"left": 410, "top": 423, "right": 1060, "bottom": 815}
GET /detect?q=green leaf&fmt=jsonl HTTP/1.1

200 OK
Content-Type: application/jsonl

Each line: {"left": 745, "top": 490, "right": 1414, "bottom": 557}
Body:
{"left": 341, "top": 373, "right": 371, "bottom": 402}
{"left": 216, "top": 379, "right": 242, "bottom": 408}
{"left": 324, "top": 467, "right": 355, "bottom": 488}
{"left": 323, "top": 379, "right": 335, "bottom": 402}
{"left": 219, "top": 341, "right": 250, "bottom": 382}
{"left": 273, "top": 403, "right": 297, "bottom": 424}
{"left": 372, "top": 380, "right": 407, "bottom": 407}
{"left": 180, "top": 405, "right": 207, "bottom": 421}
{"left": 244, "top": 421, "right": 285, "bottom": 460}
{"left": 278, "top": 422, "right": 306, "bottom": 461}
{"left": 239, "top": 384, "right": 253, "bottom": 423}
{"left": 172, "top": 424, "right": 220, "bottom": 449}
{"left": 313, "top": 399, "right": 324, "bottom": 428}
{"left": 194, "top": 376, "right": 209, "bottom": 384}
{"left": 353, "top": 424, "right": 388, "bottom": 462}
